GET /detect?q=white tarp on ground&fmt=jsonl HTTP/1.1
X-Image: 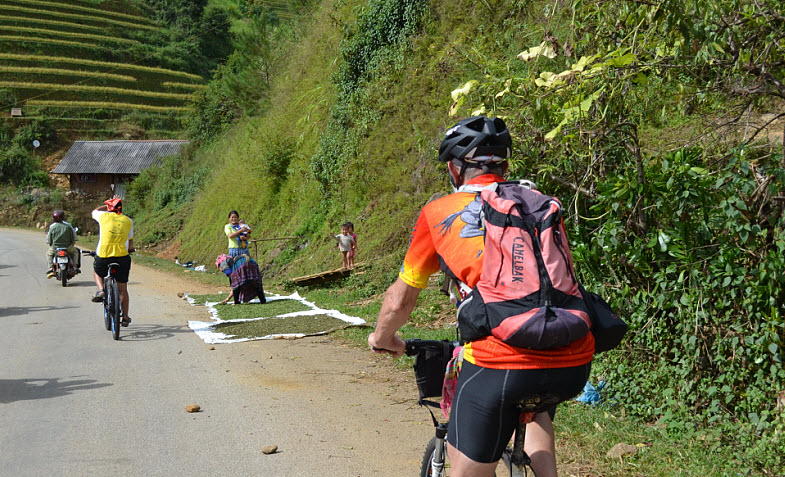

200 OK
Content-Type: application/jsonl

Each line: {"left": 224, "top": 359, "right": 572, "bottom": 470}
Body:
{"left": 186, "top": 291, "right": 366, "bottom": 344}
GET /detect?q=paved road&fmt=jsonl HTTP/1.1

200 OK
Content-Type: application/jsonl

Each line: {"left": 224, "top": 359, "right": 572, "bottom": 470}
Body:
{"left": 0, "top": 228, "right": 428, "bottom": 476}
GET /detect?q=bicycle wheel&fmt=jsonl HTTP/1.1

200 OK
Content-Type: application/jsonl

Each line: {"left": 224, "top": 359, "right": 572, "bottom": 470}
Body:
{"left": 103, "top": 298, "right": 111, "bottom": 330}
{"left": 421, "top": 437, "right": 448, "bottom": 477}
{"left": 107, "top": 279, "right": 121, "bottom": 340}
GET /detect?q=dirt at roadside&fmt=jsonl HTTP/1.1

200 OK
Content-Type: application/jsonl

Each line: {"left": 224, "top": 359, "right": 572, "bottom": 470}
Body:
{"left": 135, "top": 258, "right": 415, "bottom": 397}
{"left": 130, "top": 258, "right": 434, "bottom": 475}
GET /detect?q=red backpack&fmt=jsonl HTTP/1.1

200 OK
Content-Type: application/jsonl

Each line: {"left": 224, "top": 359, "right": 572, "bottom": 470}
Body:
{"left": 456, "top": 181, "right": 591, "bottom": 349}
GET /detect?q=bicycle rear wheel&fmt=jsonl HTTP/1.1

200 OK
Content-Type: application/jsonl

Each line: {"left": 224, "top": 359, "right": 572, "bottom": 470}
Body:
{"left": 421, "top": 437, "right": 448, "bottom": 477}
{"left": 106, "top": 278, "right": 121, "bottom": 340}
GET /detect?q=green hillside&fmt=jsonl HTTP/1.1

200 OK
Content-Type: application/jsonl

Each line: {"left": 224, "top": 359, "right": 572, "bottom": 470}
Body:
{"left": 0, "top": 0, "right": 214, "bottom": 138}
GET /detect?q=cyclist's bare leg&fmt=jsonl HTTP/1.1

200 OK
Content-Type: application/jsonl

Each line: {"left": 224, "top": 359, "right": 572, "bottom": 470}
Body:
{"left": 93, "top": 270, "right": 104, "bottom": 292}
{"left": 118, "top": 282, "right": 130, "bottom": 320}
{"left": 524, "top": 411, "right": 557, "bottom": 477}
{"left": 446, "top": 442, "right": 497, "bottom": 477}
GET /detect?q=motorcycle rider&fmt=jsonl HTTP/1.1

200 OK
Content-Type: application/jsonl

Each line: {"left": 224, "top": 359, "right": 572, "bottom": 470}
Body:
{"left": 46, "top": 210, "right": 80, "bottom": 278}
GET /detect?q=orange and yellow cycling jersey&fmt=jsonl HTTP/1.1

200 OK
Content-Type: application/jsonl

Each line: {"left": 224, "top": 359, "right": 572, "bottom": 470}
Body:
{"left": 399, "top": 174, "right": 595, "bottom": 370}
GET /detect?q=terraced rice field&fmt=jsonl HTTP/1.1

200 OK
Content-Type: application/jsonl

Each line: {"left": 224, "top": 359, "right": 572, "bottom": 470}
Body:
{"left": 0, "top": 26, "right": 142, "bottom": 45}
{"left": 0, "top": 0, "right": 206, "bottom": 137}
{"left": 26, "top": 100, "right": 191, "bottom": 112}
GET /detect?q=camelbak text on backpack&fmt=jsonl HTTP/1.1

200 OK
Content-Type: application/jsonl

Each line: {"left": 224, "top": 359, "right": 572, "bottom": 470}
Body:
{"left": 457, "top": 181, "right": 592, "bottom": 349}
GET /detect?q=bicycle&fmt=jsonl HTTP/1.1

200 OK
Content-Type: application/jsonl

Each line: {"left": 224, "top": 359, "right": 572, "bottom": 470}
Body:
{"left": 404, "top": 339, "right": 561, "bottom": 477}
{"left": 84, "top": 250, "right": 125, "bottom": 340}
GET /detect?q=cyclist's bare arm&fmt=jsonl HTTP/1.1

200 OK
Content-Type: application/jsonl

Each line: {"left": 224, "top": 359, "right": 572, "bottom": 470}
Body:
{"left": 368, "top": 278, "right": 421, "bottom": 357}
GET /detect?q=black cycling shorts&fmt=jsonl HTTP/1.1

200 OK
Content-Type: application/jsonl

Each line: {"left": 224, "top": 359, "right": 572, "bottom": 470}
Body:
{"left": 447, "top": 360, "right": 591, "bottom": 463}
{"left": 93, "top": 255, "right": 131, "bottom": 283}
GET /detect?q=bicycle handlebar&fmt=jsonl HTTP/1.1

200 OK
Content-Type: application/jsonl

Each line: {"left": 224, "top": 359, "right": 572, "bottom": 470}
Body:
{"left": 403, "top": 338, "right": 462, "bottom": 357}
{"left": 371, "top": 339, "right": 462, "bottom": 356}
{"left": 82, "top": 249, "right": 135, "bottom": 256}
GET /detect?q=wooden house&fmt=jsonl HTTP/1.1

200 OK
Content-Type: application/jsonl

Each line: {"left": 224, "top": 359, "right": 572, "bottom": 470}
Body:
{"left": 51, "top": 140, "right": 188, "bottom": 197}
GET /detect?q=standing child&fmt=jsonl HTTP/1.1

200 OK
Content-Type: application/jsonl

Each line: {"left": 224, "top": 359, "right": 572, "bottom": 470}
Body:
{"left": 346, "top": 221, "right": 357, "bottom": 269}
{"left": 330, "top": 223, "right": 356, "bottom": 269}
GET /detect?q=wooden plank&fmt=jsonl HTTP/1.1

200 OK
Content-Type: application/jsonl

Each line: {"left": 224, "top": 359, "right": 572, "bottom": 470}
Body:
{"left": 292, "top": 267, "right": 351, "bottom": 286}
{"left": 248, "top": 237, "right": 298, "bottom": 242}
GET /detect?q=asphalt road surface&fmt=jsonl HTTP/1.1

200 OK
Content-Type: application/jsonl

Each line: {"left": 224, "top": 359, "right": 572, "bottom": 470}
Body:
{"left": 0, "top": 228, "right": 430, "bottom": 476}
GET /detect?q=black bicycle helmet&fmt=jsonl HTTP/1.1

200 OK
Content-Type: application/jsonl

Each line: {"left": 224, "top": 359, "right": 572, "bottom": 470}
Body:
{"left": 52, "top": 210, "right": 64, "bottom": 222}
{"left": 438, "top": 116, "right": 512, "bottom": 164}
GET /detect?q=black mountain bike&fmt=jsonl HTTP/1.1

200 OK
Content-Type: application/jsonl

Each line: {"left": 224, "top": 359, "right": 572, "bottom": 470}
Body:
{"left": 84, "top": 251, "right": 124, "bottom": 340}
{"left": 404, "top": 339, "right": 561, "bottom": 477}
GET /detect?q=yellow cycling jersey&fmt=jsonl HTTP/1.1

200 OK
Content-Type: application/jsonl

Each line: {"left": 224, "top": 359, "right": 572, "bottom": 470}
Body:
{"left": 93, "top": 210, "right": 133, "bottom": 258}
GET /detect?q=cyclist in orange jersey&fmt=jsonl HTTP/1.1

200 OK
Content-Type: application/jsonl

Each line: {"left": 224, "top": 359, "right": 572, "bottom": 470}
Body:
{"left": 369, "top": 116, "right": 593, "bottom": 477}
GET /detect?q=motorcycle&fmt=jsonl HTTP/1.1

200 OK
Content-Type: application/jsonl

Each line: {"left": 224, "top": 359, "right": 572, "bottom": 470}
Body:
{"left": 52, "top": 247, "right": 80, "bottom": 287}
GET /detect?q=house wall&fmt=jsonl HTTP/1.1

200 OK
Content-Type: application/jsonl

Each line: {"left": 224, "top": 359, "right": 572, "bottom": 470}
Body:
{"left": 68, "top": 174, "right": 136, "bottom": 197}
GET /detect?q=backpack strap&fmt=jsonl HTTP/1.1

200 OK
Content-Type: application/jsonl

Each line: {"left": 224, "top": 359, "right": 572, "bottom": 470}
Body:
{"left": 457, "top": 179, "right": 536, "bottom": 194}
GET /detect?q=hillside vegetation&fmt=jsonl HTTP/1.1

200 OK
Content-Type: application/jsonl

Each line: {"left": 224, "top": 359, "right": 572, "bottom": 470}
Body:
{"left": 4, "top": 0, "right": 783, "bottom": 473}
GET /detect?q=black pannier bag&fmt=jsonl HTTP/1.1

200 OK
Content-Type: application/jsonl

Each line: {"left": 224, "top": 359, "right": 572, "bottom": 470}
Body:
{"left": 405, "top": 339, "right": 458, "bottom": 406}
{"left": 579, "top": 285, "right": 628, "bottom": 353}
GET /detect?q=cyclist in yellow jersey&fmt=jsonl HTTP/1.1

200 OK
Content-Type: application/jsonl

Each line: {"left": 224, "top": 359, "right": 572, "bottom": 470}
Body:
{"left": 91, "top": 197, "right": 134, "bottom": 327}
{"left": 369, "top": 116, "right": 593, "bottom": 477}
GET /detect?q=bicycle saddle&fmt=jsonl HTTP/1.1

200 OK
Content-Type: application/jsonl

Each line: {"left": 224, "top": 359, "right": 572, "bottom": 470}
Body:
{"left": 514, "top": 393, "right": 562, "bottom": 414}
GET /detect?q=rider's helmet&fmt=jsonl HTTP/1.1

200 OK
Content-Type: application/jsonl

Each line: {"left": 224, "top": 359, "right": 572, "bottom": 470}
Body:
{"left": 438, "top": 116, "right": 512, "bottom": 165}
{"left": 105, "top": 198, "right": 122, "bottom": 214}
{"left": 52, "top": 210, "right": 64, "bottom": 222}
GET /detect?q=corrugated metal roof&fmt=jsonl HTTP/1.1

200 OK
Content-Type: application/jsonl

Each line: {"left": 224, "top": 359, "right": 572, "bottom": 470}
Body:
{"left": 51, "top": 140, "right": 188, "bottom": 174}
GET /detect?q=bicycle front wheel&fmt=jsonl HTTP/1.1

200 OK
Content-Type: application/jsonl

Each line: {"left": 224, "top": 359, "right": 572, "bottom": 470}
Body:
{"left": 421, "top": 437, "right": 448, "bottom": 477}
{"left": 102, "top": 284, "right": 112, "bottom": 330}
{"left": 107, "top": 279, "right": 121, "bottom": 340}
{"left": 103, "top": 303, "right": 111, "bottom": 330}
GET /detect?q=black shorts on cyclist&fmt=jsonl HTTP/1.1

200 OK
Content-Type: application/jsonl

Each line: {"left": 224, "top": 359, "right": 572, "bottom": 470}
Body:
{"left": 447, "top": 361, "right": 591, "bottom": 463}
{"left": 93, "top": 255, "right": 131, "bottom": 283}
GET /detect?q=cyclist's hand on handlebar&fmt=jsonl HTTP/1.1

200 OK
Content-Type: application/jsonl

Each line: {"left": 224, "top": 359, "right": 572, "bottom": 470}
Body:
{"left": 368, "top": 333, "right": 405, "bottom": 358}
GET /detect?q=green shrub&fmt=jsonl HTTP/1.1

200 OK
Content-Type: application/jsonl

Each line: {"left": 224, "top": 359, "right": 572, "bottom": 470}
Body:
{"left": 184, "top": 84, "right": 239, "bottom": 143}
{"left": 0, "top": 144, "right": 48, "bottom": 187}
{"left": 0, "top": 88, "right": 16, "bottom": 107}
{"left": 575, "top": 146, "right": 785, "bottom": 471}
{"left": 11, "top": 119, "right": 56, "bottom": 149}
{"left": 310, "top": 0, "right": 428, "bottom": 192}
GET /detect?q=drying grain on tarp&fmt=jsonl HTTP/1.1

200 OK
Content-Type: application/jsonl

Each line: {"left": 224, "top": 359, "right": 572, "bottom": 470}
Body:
{"left": 216, "top": 300, "right": 311, "bottom": 320}
{"left": 214, "top": 314, "right": 348, "bottom": 339}
{"left": 187, "top": 294, "right": 313, "bottom": 319}
{"left": 188, "top": 293, "right": 227, "bottom": 305}
{"left": 186, "top": 291, "right": 367, "bottom": 343}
